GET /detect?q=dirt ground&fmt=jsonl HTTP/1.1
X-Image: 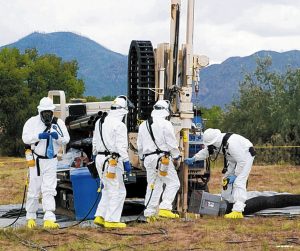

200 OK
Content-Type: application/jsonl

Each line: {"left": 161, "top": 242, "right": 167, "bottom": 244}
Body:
{"left": 0, "top": 158, "right": 300, "bottom": 251}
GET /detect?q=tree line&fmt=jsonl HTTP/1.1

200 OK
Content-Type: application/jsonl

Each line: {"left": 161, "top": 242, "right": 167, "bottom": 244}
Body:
{"left": 0, "top": 48, "right": 84, "bottom": 155}
{"left": 221, "top": 57, "right": 300, "bottom": 147}
{"left": 0, "top": 48, "right": 299, "bottom": 156}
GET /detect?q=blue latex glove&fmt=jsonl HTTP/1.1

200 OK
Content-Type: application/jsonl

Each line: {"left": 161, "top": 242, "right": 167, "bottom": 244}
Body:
{"left": 123, "top": 161, "right": 132, "bottom": 173}
{"left": 227, "top": 175, "right": 237, "bottom": 184}
{"left": 91, "top": 155, "right": 96, "bottom": 161}
{"left": 184, "top": 157, "right": 195, "bottom": 166}
{"left": 38, "top": 132, "right": 49, "bottom": 140}
{"left": 50, "top": 131, "right": 58, "bottom": 140}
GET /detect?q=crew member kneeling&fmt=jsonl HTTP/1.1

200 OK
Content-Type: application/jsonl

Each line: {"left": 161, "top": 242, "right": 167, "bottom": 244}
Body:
{"left": 185, "top": 128, "right": 255, "bottom": 219}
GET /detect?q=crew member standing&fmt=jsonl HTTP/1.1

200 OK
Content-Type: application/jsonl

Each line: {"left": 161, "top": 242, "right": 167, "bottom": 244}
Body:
{"left": 137, "top": 100, "right": 181, "bottom": 222}
{"left": 22, "top": 97, "right": 70, "bottom": 229}
{"left": 93, "top": 96, "right": 132, "bottom": 228}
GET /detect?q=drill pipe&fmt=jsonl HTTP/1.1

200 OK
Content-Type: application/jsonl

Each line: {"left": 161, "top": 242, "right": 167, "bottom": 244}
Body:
{"left": 68, "top": 111, "right": 105, "bottom": 130}
{"left": 69, "top": 114, "right": 96, "bottom": 130}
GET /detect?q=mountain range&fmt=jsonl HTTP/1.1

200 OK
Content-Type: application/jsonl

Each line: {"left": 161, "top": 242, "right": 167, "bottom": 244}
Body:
{"left": 2, "top": 32, "right": 300, "bottom": 108}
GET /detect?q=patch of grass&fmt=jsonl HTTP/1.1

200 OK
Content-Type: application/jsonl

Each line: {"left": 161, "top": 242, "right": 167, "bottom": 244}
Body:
{"left": 0, "top": 157, "right": 300, "bottom": 250}
{"left": 0, "top": 158, "right": 27, "bottom": 204}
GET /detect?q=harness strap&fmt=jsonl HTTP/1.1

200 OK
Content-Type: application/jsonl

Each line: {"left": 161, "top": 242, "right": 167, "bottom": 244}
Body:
{"left": 221, "top": 133, "right": 256, "bottom": 174}
{"left": 97, "top": 151, "right": 120, "bottom": 158}
{"left": 144, "top": 150, "right": 170, "bottom": 158}
{"left": 97, "top": 151, "right": 111, "bottom": 156}
{"left": 33, "top": 152, "right": 57, "bottom": 176}
{"left": 98, "top": 114, "right": 109, "bottom": 153}
{"left": 146, "top": 118, "right": 162, "bottom": 152}
{"left": 221, "top": 133, "right": 233, "bottom": 174}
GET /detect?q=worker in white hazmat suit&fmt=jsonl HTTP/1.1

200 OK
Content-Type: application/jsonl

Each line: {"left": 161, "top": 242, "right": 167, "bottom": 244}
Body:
{"left": 185, "top": 128, "right": 256, "bottom": 219}
{"left": 137, "top": 100, "right": 181, "bottom": 222}
{"left": 93, "top": 96, "right": 132, "bottom": 228}
{"left": 22, "top": 97, "right": 70, "bottom": 229}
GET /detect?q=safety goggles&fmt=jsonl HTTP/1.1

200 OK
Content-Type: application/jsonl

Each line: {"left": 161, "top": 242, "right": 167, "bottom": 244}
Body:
{"left": 153, "top": 100, "right": 171, "bottom": 112}
{"left": 111, "top": 95, "right": 135, "bottom": 110}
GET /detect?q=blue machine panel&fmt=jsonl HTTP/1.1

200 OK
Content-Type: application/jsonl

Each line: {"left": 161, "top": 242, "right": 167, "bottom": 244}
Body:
{"left": 189, "top": 133, "right": 205, "bottom": 168}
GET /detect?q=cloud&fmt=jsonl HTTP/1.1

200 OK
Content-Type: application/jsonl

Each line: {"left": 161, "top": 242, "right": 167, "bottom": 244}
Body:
{"left": 1, "top": 0, "right": 300, "bottom": 63}
{"left": 236, "top": 3, "right": 300, "bottom": 37}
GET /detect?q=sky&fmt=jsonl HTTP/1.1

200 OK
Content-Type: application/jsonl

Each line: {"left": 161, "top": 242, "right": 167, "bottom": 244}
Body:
{"left": 1, "top": 0, "right": 300, "bottom": 64}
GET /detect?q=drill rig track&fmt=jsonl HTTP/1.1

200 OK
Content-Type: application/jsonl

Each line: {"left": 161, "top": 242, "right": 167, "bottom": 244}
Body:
{"left": 128, "top": 40, "right": 156, "bottom": 132}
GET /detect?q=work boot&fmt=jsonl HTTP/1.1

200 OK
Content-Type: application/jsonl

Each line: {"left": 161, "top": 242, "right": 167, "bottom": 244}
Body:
{"left": 27, "top": 219, "right": 36, "bottom": 229}
{"left": 158, "top": 209, "right": 179, "bottom": 219}
{"left": 224, "top": 211, "right": 244, "bottom": 219}
{"left": 104, "top": 221, "right": 126, "bottom": 228}
{"left": 94, "top": 216, "right": 105, "bottom": 226}
{"left": 43, "top": 220, "right": 60, "bottom": 229}
{"left": 146, "top": 216, "right": 157, "bottom": 223}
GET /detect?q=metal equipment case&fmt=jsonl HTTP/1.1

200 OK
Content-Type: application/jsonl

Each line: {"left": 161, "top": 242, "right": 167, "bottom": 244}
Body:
{"left": 188, "top": 190, "right": 221, "bottom": 216}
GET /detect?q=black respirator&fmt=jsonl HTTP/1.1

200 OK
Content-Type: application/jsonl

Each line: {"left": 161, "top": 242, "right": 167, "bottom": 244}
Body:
{"left": 207, "top": 145, "right": 217, "bottom": 155}
{"left": 41, "top": 110, "right": 54, "bottom": 126}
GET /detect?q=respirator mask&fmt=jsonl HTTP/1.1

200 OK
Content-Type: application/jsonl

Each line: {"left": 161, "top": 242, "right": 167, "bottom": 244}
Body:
{"left": 207, "top": 145, "right": 217, "bottom": 155}
{"left": 41, "top": 110, "right": 54, "bottom": 126}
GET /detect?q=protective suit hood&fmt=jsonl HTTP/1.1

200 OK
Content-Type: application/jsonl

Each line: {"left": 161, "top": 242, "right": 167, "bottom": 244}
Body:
{"left": 203, "top": 128, "right": 222, "bottom": 148}
{"left": 37, "top": 97, "right": 55, "bottom": 126}
{"left": 37, "top": 97, "right": 55, "bottom": 112}
{"left": 151, "top": 100, "right": 170, "bottom": 118}
{"left": 109, "top": 96, "right": 129, "bottom": 119}
{"left": 108, "top": 109, "right": 127, "bottom": 121}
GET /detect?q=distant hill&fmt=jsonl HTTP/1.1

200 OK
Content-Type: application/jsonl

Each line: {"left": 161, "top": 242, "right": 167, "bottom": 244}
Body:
{"left": 198, "top": 50, "right": 300, "bottom": 107}
{"left": 2, "top": 32, "right": 300, "bottom": 107}
{"left": 2, "top": 32, "right": 128, "bottom": 97}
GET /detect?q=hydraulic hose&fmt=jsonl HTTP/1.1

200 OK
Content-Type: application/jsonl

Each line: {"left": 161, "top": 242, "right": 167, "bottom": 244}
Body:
{"left": 59, "top": 179, "right": 101, "bottom": 229}
{"left": 224, "top": 194, "right": 300, "bottom": 215}
{"left": 2, "top": 182, "right": 27, "bottom": 228}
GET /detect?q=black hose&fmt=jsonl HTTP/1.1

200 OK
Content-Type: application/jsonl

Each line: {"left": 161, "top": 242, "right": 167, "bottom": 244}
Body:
{"left": 225, "top": 194, "right": 300, "bottom": 215}
{"left": 135, "top": 158, "right": 162, "bottom": 222}
{"left": 2, "top": 184, "right": 27, "bottom": 228}
{"left": 135, "top": 188, "right": 155, "bottom": 222}
{"left": 59, "top": 179, "right": 101, "bottom": 229}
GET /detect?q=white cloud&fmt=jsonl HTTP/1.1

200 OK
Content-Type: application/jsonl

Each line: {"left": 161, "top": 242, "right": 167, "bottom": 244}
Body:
{"left": 236, "top": 4, "right": 300, "bottom": 37}
{"left": 1, "top": 0, "right": 300, "bottom": 63}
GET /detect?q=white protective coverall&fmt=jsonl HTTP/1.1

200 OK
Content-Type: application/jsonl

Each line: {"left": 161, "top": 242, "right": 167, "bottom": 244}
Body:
{"left": 93, "top": 98, "right": 129, "bottom": 223}
{"left": 137, "top": 101, "right": 180, "bottom": 217}
{"left": 194, "top": 131, "right": 254, "bottom": 212}
{"left": 22, "top": 102, "right": 70, "bottom": 221}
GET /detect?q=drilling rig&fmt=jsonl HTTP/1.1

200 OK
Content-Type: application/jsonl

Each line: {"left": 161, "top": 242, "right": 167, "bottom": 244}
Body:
{"left": 51, "top": 0, "right": 209, "bottom": 219}
{"left": 127, "top": 0, "right": 209, "bottom": 212}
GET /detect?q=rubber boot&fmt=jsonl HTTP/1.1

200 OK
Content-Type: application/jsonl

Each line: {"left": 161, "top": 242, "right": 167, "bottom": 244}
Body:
{"left": 104, "top": 221, "right": 126, "bottom": 228}
{"left": 146, "top": 216, "right": 157, "bottom": 223}
{"left": 224, "top": 211, "right": 244, "bottom": 219}
{"left": 94, "top": 216, "right": 105, "bottom": 226}
{"left": 27, "top": 219, "right": 36, "bottom": 229}
{"left": 43, "top": 220, "right": 60, "bottom": 229}
{"left": 158, "top": 209, "right": 179, "bottom": 219}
